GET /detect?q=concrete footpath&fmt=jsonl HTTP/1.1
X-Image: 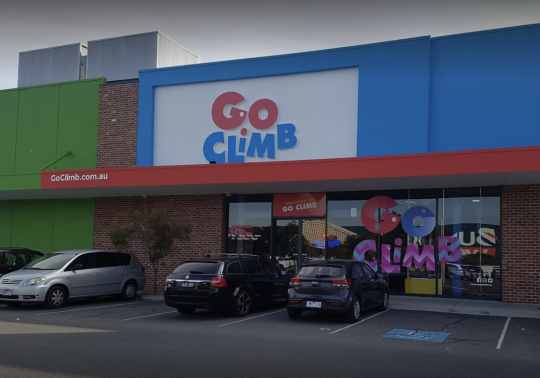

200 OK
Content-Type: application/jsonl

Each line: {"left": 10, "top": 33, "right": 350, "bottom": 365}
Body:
{"left": 141, "top": 293, "right": 540, "bottom": 319}
{"left": 389, "top": 295, "right": 540, "bottom": 319}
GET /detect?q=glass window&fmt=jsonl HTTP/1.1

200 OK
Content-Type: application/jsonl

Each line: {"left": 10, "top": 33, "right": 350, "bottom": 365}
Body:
{"left": 362, "top": 264, "right": 375, "bottom": 279}
{"left": 259, "top": 259, "right": 279, "bottom": 274}
{"left": 95, "top": 252, "right": 120, "bottom": 268}
{"left": 25, "top": 253, "right": 74, "bottom": 270}
{"left": 439, "top": 188, "right": 501, "bottom": 298}
{"left": 228, "top": 196, "right": 271, "bottom": 259}
{"left": 327, "top": 199, "right": 373, "bottom": 259}
{"left": 227, "top": 262, "right": 242, "bottom": 274}
{"left": 173, "top": 262, "right": 222, "bottom": 275}
{"left": 352, "top": 264, "right": 364, "bottom": 279}
{"left": 70, "top": 253, "right": 96, "bottom": 270}
{"left": 27, "top": 251, "right": 43, "bottom": 262}
{"left": 298, "top": 265, "right": 344, "bottom": 278}
{"left": 118, "top": 253, "right": 131, "bottom": 266}
{"left": 5, "top": 252, "right": 28, "bottom": 266}
{"left": 241, "top": 259, "right": 262, "bottom": 274}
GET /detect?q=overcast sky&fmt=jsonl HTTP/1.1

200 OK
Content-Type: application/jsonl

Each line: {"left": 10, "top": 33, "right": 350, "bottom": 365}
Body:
{"left": 1, "top": 0, "right": 539, "bottom": 90}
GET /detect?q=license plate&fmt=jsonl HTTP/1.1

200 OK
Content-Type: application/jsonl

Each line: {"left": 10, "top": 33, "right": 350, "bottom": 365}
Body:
{"left": 2, "top": 289, "right": 13, "bottom": 296}
{"left": 306, "top": 301, "right": 321, "bottom": 308}
{"left": 181, "top": 282, "right": 194, "bottom": 288}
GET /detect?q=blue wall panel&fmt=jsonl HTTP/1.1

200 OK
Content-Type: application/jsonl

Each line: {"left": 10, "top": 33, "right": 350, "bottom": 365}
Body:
{"left": 429, "top": 24, "right": 540, "bottom": 152}
{"left": 137, "top": 23, "right": 540, "bottom": 165}
{"left": 137, "top": 37, "right": 431, "bottom": 166}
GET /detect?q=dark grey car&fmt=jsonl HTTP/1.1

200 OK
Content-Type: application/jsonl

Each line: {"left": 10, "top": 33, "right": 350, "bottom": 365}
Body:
{"left": 287, "top": 259, "right": 389, "bottom": 323}
{"left": 0, "top": 248, "right": 44, "bottom": 277}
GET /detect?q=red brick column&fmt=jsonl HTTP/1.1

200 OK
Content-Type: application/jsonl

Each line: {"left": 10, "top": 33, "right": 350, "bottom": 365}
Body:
{"left": 501, "top": 185, "right": 540, "bottom": 303}
{"left": 97, "top": 81, "right": 139, "bottom": 168}
{"left": 94, "top": 195, "right": 226, "bottom": 294}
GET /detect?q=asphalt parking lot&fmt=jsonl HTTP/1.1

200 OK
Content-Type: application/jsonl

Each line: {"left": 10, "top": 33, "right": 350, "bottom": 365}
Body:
{"left": 1, "top": 297, "right": 539, "bottom": 378}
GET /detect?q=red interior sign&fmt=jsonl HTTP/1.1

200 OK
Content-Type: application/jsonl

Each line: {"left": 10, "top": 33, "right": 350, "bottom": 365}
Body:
{"left": 273, "top": 193, "right": 326, "bottom": 217}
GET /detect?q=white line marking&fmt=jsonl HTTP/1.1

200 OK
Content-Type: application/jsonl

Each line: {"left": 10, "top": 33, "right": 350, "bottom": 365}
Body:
{"left": 122, "top": 311, "right": 177, "bottom": 321}
{"left": 218, "top": 309, "right": 286, "bottom": 327}
{"left": 34, "top": 302, "right": 138, "bottom": 316}
{"left": 496, "top": 317, "right": 511, "bottom": 349}
{"left": 329, "top": 310, "right": 389, "bottom": 334}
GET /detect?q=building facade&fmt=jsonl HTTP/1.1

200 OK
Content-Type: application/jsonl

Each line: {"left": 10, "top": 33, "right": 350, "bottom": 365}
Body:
{"left": 2, "top": 25, "right": 540, "bottom": 303}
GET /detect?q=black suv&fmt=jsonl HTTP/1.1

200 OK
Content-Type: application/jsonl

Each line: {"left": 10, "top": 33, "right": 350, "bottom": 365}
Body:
{"left": 0, "top": 247, "right": 44, "bottom": 277}
{"left": 164, "top": 254, "right": 290, "bottom": 317}
{"left": 287, "top": 259, "right": 389, "bottom": 323}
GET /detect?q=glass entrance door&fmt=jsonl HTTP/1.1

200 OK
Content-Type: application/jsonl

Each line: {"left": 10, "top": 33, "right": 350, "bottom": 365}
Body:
{"left": 274, "top": 218, "right": 326, "bottom": 273}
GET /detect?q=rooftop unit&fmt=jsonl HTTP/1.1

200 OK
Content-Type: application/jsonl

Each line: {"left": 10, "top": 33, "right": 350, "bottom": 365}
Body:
{"left": 17, "top": 31, "right": 200, "bottom": 87}
{"left": 86, "top": 31, "right": 200, "bottom": 82}
{"left": 18, "top": 43, "right": 87, "bottom": 87}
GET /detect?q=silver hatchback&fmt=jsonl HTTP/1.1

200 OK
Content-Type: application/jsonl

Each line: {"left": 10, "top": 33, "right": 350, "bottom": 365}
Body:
{"left": 0, "top": 249, "right": 146, "bottom": 308}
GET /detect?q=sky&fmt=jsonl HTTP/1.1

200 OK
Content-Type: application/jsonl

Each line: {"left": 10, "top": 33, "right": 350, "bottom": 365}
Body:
{"left": 1, "top": 0, "right": 539, "bottom": 90}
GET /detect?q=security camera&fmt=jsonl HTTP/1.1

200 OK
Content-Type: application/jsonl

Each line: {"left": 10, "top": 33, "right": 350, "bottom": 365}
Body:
{"left": 225, "top": 192, "right": 231, "bottom": 197}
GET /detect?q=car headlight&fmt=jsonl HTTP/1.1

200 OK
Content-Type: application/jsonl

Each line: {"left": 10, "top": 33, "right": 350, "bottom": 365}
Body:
{"left": 23, "top": 277, "right": 47, "bottom": 286}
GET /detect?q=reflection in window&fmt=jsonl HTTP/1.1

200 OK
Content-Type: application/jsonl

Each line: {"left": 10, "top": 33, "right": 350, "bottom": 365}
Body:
{"left": 439, "top": 190, "right": 501, "bottom": 298}
{"left": 327, "top": 200, "right": 374, "bottom": 259}
{"left": 228, "top": 201, "right": 271, "bottom": 259}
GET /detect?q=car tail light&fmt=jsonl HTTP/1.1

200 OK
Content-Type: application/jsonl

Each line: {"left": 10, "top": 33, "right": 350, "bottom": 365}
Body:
{"left": 165, "top": 275, "right": 169, "bottom": 285}
{"left": 289, "top": 277, "right": 301, "bottom": 287}
{"left": 331, "top": 279, "right": 351, "bottom": 287}
{"left": 211, "top": 277, "right": 228, "bottom": 288}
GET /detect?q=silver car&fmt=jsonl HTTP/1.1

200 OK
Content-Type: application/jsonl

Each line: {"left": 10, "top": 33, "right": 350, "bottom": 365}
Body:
{"left": 0, "top": 249, "right": 146, "bottom": 308}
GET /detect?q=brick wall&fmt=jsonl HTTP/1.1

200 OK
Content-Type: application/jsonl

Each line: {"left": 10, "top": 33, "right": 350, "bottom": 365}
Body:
{"left": 97, "top": 81, "right": 138, "bottom": 168}
{"left": 501, "top": 185, "right": 540, "bottom": 303}
{"left": 94, "top": 195, "right": 226, "bottom": 294}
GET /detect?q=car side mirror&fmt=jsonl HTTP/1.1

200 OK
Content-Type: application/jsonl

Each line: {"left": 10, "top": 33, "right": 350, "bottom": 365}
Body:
{"left": 377, "top": 273, "right": 384, "bottom": 279}
{"left": 73, "top": 264, "right": 83, "bottom": 271}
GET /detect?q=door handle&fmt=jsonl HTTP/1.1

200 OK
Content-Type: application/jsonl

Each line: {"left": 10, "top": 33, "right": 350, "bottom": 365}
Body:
{"left": 92, "top": 271, "right": 98, "bottom": 275}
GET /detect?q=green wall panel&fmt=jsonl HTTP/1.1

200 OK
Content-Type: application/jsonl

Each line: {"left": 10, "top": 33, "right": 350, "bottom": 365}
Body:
{"left": 56, "top": 81, "right": 101, "bottom": 170}
{"left": 0, "top": 201, "right": 13, "bottom": 245}
{"left": 0, "top": 78, "right": 105, "bottom": 192}
{"left": 15, "top": 86, "right": 59, "bottom": 174}
{"left": 11, "top": 200, "right": 55, "bottom": 252}
{"left": 0, "top": 90, "right": 18, "bottom": 175}
{"left": 1, "top": 198, "right": 94, "bottom": 253}
{"left": 51, "top": 198, "right": 94, "bottom": 251}
{"left": 0, "top": 173, "right": 40, "bottom": 191}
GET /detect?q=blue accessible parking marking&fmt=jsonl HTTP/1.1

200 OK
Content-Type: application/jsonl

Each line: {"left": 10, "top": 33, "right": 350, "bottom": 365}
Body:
{"left": 383, "top": 329, "right": 450, "bottom": 343}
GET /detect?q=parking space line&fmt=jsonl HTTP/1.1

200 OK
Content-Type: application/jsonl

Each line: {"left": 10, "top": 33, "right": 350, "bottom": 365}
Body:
{"left": 34, "top": 302, "right": 138, "bottom": 316}
{"left": 218, "top": 309, "right": 286, "bottom": 327}
{"left": 122, "top": 311, "right": 177, "bottom": 321}
{"left": 496, "top": 317, "right": 511, "bottom": 349}
{"left": 329, "top": 310, "right": 389, "bottom": 334}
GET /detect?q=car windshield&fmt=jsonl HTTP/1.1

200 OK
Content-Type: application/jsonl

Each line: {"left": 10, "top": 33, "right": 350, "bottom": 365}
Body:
{"left": 298, "top": 265, "right": 344, "bottom": 278}
{"left": 22, "top": 253, "right": 75, "bottom": 270}
{"left": 173, "top": 261, "right": 222, "bottom": 275}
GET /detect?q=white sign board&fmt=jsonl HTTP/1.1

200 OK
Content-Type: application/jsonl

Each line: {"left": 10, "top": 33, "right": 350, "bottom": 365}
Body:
{"left": 153, "top": 68, "right": 359, "bottom": 165}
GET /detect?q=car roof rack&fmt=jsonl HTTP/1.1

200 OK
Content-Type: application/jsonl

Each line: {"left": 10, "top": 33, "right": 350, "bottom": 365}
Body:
{"left": 205, "top": 253, "right": 260, "bottom": 259}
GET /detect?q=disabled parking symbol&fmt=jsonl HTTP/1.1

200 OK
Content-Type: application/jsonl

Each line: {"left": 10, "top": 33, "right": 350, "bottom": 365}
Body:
{"left": 383, "top": 329, "right": 450, "bottom": 343}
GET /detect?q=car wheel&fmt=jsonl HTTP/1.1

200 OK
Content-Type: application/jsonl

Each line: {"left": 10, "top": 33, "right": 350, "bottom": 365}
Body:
{"left": 231, "top": 289, "right": 252, "bottom": 317}
{"left": 177, "top": 306, "right": 196, "bottom": 315}
{"left": 287, "top": 308, "right": 302, "bottom": 319}
{"left": 6, "top": 302, "right": 22, "bottom": 307}
{"left": 120, "top": 280, "right": 138, "bottom": 301}
{"left": 345, "top": 297, "right": 361, "bottom": 323}
{"left": 45, "top": 286, "right": 67, "bottom": 309}
{"left": 377, "top": 290, "right": 389, "bottom": 311}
